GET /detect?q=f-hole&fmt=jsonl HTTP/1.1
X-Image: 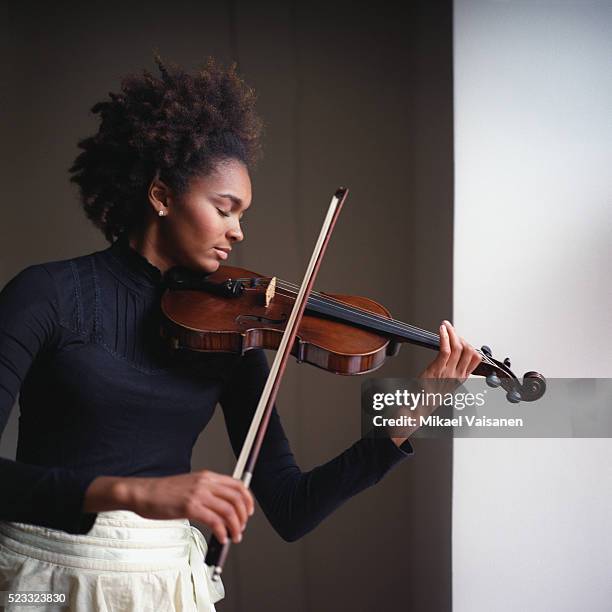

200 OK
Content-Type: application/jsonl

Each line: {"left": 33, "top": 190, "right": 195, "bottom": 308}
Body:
{"left": 236, "top": 314, "right": 288, "bottom": 326}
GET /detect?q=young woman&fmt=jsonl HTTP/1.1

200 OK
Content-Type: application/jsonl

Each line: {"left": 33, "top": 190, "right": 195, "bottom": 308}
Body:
{"left": 0, "top": 57, "right": 481, "bottom": 611}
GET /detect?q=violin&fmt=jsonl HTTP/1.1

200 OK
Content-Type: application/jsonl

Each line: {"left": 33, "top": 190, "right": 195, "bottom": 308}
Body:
{"left": 159, "top": 264, "right": 546, "bottom": 404}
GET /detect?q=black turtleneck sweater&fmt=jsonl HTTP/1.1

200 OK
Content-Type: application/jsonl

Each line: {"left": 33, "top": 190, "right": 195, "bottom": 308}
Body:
{"left": 0, "top": 234, "right": 414, "bottom": 541}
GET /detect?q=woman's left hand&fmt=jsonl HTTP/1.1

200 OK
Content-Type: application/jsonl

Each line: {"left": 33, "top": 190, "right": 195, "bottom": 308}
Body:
{"left": 391, "top": 320, "right": 482, "bottom": 447}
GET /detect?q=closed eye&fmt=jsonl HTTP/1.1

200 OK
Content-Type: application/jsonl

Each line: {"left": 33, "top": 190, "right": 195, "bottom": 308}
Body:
{"left": 216, "top": 208, "right": 231, "bottom": 218}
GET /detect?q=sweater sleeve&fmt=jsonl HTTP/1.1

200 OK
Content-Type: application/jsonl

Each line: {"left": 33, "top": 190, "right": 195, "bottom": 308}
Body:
{"left": 0, "top": 265, "right": 99, "bottom": 534}
{"left": 219, "top": 348, "right": 414, "bottom": 542}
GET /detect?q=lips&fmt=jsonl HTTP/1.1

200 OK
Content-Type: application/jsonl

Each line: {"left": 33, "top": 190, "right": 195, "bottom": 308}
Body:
{"left": 213, "top": 247, "right": 230, "bottom": 260}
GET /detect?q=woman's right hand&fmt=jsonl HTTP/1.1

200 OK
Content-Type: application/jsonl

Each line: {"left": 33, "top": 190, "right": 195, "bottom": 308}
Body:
{"left": 115, "top": 470, "right": 255, "bottom": 544}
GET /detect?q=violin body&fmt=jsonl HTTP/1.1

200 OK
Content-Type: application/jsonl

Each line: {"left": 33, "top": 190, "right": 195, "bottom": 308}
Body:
{"left": 161, "top": 265, "right": 399, "bottom": 375}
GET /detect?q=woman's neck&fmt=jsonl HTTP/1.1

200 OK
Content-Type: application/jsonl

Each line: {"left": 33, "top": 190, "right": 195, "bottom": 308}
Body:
{"left": 127, "top": 225, "right": 176, "bottom": 275}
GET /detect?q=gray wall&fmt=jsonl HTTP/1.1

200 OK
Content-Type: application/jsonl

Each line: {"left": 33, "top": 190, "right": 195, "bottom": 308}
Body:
{"left": 1, "top": 2, "right": 454, "bottom": 610}
{"left": 453, "top": 1, "right": 612, "bottom": 610}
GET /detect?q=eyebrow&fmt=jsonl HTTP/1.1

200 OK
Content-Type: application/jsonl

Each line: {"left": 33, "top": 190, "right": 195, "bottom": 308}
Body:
{"left": 215, "top": 192, "right": 248, "bottom": 209}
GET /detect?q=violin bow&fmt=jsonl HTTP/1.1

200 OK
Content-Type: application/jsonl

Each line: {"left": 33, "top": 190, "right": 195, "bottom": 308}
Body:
{"left": 205, "top": 186, "right": 350, "bottom": 580}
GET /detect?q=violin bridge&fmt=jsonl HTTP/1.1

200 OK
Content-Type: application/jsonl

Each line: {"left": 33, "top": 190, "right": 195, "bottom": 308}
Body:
{"left": 265, "top": 276, "right": 276, "bottom": 308}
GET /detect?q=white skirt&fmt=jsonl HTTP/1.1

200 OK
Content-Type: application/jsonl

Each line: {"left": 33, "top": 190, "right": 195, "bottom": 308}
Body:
{"left": 0, "top": 510, "right": 225, "bottom": 611}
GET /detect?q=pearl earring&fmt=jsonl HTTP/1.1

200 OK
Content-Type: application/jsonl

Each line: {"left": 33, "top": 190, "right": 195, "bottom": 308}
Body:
{"left": 158, "top": 210, "right": 166, "bottom": 217}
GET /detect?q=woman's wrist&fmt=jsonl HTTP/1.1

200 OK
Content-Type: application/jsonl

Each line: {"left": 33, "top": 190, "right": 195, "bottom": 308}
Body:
{"left": 83, "top": 476, "right": 137, "bottom": 513}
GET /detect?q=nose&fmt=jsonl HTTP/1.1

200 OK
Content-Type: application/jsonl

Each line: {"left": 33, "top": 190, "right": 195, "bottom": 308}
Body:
{"left": 227, "top": 218, "right": 244, "bottom": 243}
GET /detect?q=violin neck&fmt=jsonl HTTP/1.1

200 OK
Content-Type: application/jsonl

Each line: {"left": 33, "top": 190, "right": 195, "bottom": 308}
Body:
{"left": 304, "top": 297, "right": 440, "bottom": 351}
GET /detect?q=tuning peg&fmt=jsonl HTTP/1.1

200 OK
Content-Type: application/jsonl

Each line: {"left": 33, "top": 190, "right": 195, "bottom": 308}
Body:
{"left": 506, "top": 389, "right": 522, "bottom": 403}
{"left": 486, "top": 372, "right": 501, "bottom": 388}
{"left": 481, "top": 345, "right": 492, "bottom": 357}
{"left": 503, "top": 357, "right": 511, "bottom": 368}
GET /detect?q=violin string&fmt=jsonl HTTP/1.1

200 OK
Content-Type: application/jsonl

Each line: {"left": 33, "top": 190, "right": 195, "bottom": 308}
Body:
{"left": 271, "top": 278, "right": 437, "bottom": 337}
{"left": 274, "top": 286, "right": 437, "bottom": 345}
{"left": 242, "top": 275, "right": 453, "bottom": 346}
{"left": 275, "top": 283, "right": 498, "bottom": 370}
{"left": 234, "top": 276, "right": 496, "bottom": 370}
{"left": 274, "top": 281, "right": 499, "bottom": 369}
{"left": 273, "top": 278, "right": 440, "bottom": 342}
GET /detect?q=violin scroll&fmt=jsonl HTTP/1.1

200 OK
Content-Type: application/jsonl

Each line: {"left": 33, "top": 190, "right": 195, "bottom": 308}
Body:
{"left": 520, "top": 371, "right": 547, "bottom": 402}
{"left": 475, "top": 349, "right": 546, "bottom": 404}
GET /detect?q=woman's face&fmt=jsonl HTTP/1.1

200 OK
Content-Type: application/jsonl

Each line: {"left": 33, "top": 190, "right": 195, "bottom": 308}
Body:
{"left": 155, "top": 158, "right": 252, "bottom": 274}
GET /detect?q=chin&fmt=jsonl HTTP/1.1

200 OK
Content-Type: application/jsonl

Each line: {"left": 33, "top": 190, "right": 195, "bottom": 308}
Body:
{"left": 180, "top": 255, "right": 219, "bottom": 276}
{"left": 201, "top": 257, "right": 221, "bottom": 274}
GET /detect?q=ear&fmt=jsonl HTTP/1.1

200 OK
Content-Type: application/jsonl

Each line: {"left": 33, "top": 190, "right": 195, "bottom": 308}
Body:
{"left": 147, "top": 172, "right": 173, "bottom": 213}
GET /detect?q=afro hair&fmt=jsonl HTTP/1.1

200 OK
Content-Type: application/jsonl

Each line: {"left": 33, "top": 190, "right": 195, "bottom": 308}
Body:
{"left": 69, "top": 54, "right": 263, "bottom": 242}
